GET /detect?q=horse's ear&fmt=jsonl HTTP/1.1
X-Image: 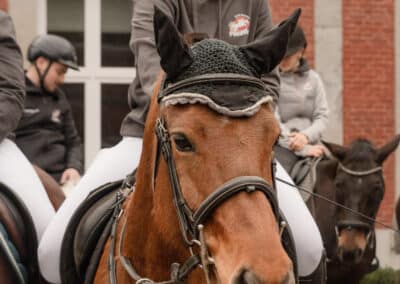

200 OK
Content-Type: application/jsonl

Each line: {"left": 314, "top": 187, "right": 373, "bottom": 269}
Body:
{"left": 153, "top": 5, "right": 193, "bottom": 80}
{"left": 322, "top": 141, "right": 348, "bottom": 161}
{"left": 376, "top": 134, "right": 400, "bottom": 164}
{"left": 239, "top": 8, "right": 301, "bottom": 75}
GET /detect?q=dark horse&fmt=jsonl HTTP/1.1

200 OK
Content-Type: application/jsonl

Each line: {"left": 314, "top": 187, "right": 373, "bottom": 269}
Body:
{"left": 92, "top": 7, "right": 301, "bottom": 284}
{"left": 310, "top": 135, "right": 400, "bottom": 284}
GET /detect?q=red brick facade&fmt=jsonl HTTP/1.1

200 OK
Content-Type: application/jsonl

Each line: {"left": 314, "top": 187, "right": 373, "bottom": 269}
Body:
{"left": 269, "top": 0, "right": 314, "bottom": 65}
{"left": 343, "top": 1, "right": 395, "bottom": 224}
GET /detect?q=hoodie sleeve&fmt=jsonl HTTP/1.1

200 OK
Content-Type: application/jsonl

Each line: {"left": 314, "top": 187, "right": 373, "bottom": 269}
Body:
{"left": 300, "top": 72, "right": 329, "bottom": 143}
{"left": 0, "top": 11, "right": 25, "bottom": 141}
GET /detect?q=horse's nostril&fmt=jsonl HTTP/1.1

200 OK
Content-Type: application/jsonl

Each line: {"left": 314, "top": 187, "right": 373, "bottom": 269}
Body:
{"left": 232, "top": 268, "right": 262, "bottom": 284}
{"left": 341, "top": 248, "right": 363, "bottom": 264}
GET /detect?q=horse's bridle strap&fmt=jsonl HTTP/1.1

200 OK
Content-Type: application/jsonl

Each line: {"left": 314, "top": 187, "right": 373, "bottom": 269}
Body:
{"left": 193, "top": 176, "right": 278, "bottom": 230}
{"left": 338, "top": 163, "right": 382, "bottom": 176}
{"left": 155, "top": 118, "right": 279, "bottom": 241}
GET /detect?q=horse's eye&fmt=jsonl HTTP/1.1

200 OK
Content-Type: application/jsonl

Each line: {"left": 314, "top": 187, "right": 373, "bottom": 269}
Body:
{"left": 173, "top": 134, "right": 194, "bottom": 152}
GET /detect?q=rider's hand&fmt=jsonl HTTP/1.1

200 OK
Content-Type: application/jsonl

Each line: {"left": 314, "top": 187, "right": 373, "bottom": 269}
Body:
{"left": 60, "top": 168, "right": 81, "bottom": 185}
{"left": 0, "top": 0, "right": 8, "bottom": 12}
{"left": 305, "top": 144, "right": 325, "bottom": 157}
{"left": 289, "top": 132, "right": 309, "bottom": 151}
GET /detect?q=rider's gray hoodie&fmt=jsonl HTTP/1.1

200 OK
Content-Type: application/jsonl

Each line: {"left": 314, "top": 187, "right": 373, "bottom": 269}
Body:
{"left": 120, "top": 0, "right": 280, "bottom": 137}
{"left": 0, "top": 11, "right": 25, "bottom": 142}
{"left": 276, "top": 59, "right": 329, "bottom": 156}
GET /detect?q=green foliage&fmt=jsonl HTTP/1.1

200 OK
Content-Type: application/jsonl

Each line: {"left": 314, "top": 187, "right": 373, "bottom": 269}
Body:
{"left": 360, "top": 268, "right": 400, "bottom": 284}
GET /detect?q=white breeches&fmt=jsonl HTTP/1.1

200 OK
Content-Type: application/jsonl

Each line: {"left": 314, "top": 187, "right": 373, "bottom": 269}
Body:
{"left": 38, "top": 137, "right": 143, "bottom": 283}
{"left": 275, "top": 162, "right": 323, "bottom": 277}
{"left": 38, "top": 137, "right": 323, "bottom": 283}
{"left": 0, "top": 139, "right": 55, "bottom": 240}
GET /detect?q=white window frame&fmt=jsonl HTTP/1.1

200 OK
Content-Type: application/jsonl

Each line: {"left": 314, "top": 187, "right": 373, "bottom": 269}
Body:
{"left": 38, "top": 0, "right": 136, "bottom": 169}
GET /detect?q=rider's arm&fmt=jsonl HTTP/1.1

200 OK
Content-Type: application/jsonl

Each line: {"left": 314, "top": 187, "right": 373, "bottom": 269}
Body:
{"left": 275, "top": 107, "right": 310, "bottom": 157}
{"left": 0, "top": 10, "right": 25, "bottom": 142}
{"left": 129, "top": 0, "right": 177, "bottom": 98}
{"left": 299, "top": 72, "right": 329, "bottom": 144}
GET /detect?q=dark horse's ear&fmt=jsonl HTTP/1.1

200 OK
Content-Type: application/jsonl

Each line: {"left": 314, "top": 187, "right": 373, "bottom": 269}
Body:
{"left": 376, "top": 134, "right": 400, "bottom": 164}
{"left": 322, "top": 141, "right": 349, "bottom": 161}
{"left": 239, "top": 8, "right": 301, "bottom": 75}
{"left": 153, "top": 5, "right": 193, "bottom": 80}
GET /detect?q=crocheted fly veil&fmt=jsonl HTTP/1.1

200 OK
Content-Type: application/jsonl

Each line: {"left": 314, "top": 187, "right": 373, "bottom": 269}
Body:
{"left": 154, "top": 6, "right": 301, "bottom": 117}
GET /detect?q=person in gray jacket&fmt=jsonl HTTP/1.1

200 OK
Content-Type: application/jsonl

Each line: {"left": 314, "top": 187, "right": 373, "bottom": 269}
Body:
{"left": 39, "top": 1, "right": 324, "bottom": 283}
{"left": 275, "top": 26, "right": 329, "bottom": 172}
{"left": 0, "top": 2, "right": 55, "bottom": 242}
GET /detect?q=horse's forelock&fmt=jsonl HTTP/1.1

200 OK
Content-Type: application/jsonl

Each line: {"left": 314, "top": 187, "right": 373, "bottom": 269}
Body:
{"left": 346, "top": 139, "right": 377, "bottom": 163}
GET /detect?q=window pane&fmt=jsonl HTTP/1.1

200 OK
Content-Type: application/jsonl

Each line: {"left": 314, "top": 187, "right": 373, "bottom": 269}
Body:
{"left": 61, "top": 83, "right": 85, "bottom": 166}
{"left": 101, "top": 84, "right": 130, "bottom": 148}
{"left": 48, "top": 0, "right": 84, "bottom": 66}
{"left": 101, "top": 0, "right": 134, "bottom": 67}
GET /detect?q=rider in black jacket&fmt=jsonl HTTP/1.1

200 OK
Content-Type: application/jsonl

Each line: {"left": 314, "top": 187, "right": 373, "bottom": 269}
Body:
{"left": 14, "top": 35, "right": 83, "bottom": 183}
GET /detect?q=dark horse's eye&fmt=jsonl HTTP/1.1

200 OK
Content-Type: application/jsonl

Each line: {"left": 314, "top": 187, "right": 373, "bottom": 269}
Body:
{"left": 173, "top": 134, "right": 194, "bottom": 152}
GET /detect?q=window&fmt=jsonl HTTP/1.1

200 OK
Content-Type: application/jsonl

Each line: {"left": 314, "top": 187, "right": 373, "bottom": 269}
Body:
{"left": 101, "top": 0, "right": 134, "bottom": 67}
{"left": 44, "top": 0, "right": 136, "bottom": 169}
{"left": 101, "top": 84, "right": 130, "bottom": 148}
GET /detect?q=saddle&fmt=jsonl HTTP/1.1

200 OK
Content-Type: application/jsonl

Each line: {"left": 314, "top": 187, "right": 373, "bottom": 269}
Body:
{"left": 60, "top": 174, "right": 135, "bottom": 284}
{"left": 0, "top": 183, "right": 39, "bottom": 284}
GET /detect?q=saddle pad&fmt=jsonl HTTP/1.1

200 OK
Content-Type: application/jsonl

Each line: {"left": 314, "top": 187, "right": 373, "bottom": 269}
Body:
{"left": 60, "top": 179, "right": 124, "bottom": 284}
{"left": 0, "top": 222, "right": 28, "bottom": 283}
{"left": 0, "top": 183, "right": 38, "bottom": 283}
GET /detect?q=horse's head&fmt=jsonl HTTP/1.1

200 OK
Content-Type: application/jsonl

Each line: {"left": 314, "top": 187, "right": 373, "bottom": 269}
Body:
{"left": 134, "top": 7, "right": 301, "bottom": 284}
{"left": 323, "top": 135, "right": 400, "bottom": 264}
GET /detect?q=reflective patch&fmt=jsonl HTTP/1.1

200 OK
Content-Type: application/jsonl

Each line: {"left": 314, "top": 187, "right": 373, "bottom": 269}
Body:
{"left": 23, "top": 108, "right": 40, "bottom": 115}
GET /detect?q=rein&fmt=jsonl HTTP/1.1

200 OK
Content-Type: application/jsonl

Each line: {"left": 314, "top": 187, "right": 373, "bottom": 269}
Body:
{"left": 275, "top": 177, "right": 400, "bottom": 234}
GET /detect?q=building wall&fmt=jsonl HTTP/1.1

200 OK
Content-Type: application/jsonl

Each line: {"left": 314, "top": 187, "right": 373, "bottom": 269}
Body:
{"left": 343, "top": 0, "right": 396, "bottom": 224}
{"left": 9, "top": 0, "right": 40, "bottom": 68}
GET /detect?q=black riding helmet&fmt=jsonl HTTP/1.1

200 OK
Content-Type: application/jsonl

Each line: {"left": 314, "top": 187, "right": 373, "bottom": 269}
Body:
{"left": 27, "top": 34, "right": 79, "bottom": 70}
{"left": 285, "top": 25, "right": 307, "bottom": 57}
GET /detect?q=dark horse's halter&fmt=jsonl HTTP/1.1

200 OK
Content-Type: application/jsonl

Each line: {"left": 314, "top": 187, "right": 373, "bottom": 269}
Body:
{"left": 107, "top": 74, "right": 282, "bottom": 284}
{"left": 334, "top": 162, "right": 383, "bottom": 237}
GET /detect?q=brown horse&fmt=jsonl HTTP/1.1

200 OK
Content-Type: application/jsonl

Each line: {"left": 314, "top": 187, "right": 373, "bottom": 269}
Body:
{"left": 93, "top": 7, "right": 301, "bottom": 284}
{"left": 0, "top": 166, "right": 64, "bottom": 284}
{"left": 309, "top": 135, "right": 400, "bottom": 284}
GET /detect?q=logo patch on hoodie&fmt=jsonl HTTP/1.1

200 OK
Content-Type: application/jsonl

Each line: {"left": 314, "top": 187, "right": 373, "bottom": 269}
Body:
{"left": 229, "top": 14, "right": 250, "bottom": 37}
{"left": 51, "top": 109, "right": 61, "bottom": 124}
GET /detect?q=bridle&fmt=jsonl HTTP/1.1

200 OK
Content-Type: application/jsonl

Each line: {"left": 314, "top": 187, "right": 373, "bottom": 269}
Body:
{"left": 334, "top": 162, "right": 384, "bottom": 253}
{"left": 107, "top": 73, "right": 284, "bottom": 284}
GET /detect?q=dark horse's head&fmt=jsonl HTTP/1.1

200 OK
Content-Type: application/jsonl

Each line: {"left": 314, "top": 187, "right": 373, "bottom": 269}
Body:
{"left": 128, "top": 6, "right": 301, "bottom": 284}
{"left": 323, "top": 135, "right": 400, "bottom": 265}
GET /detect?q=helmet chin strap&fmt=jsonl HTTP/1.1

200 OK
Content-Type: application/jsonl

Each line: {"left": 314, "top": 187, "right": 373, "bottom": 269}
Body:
{"left": 34, "top": 60, "right": 53, "bottom": 92}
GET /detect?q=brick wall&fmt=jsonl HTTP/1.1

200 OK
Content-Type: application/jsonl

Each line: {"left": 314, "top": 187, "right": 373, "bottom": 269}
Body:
{"left": 343, "top": 1, "right": 395, "bottom": 224}
{"left": 269, "top": 0, "right": 314, "bottom": 65}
